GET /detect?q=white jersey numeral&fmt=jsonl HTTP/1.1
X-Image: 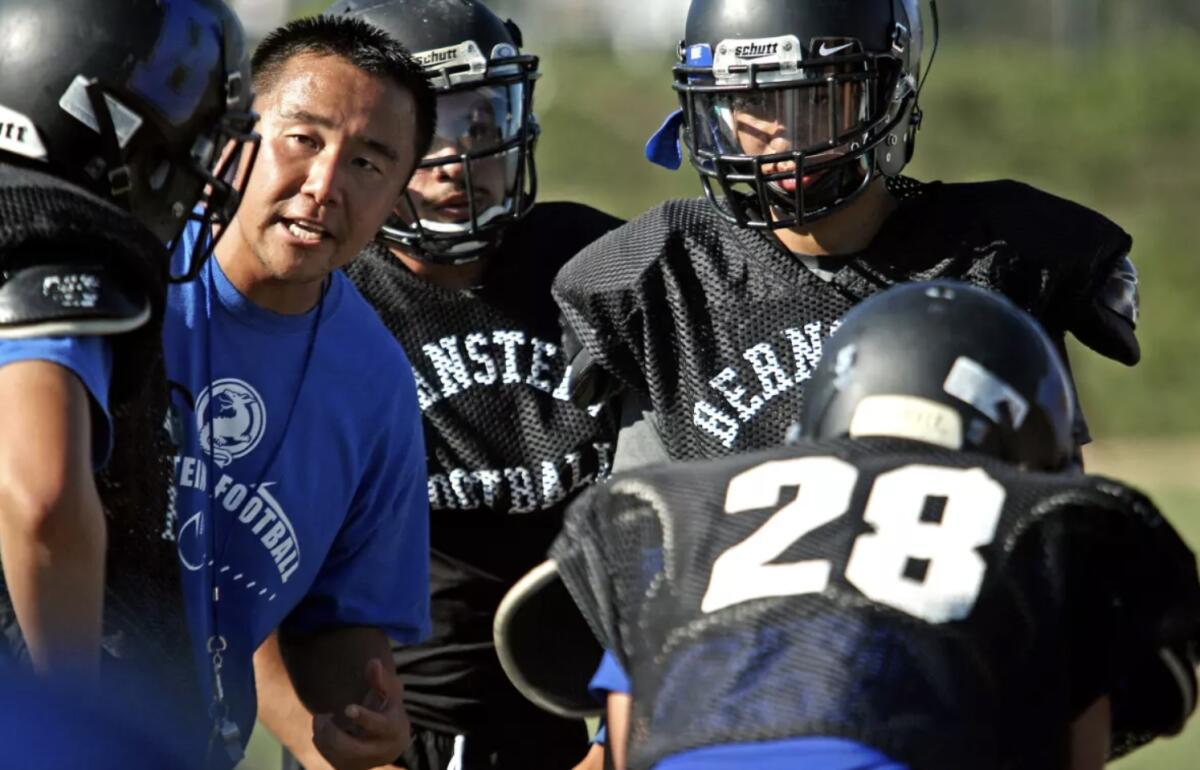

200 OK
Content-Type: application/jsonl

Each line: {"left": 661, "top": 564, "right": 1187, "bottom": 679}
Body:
{"left": 845, "top": 465, "right": 1005, "bottom": 623}
{"left": 701, "top": 457, "right": 858, "bottom": 614}
{"left": 701, "top": 460, "right": 1006, "bottom": 624}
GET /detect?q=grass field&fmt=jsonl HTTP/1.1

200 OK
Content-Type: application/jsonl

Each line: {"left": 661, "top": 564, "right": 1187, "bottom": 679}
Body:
{"left": 240, "top": 442, "right": 1200, "bottom": 769}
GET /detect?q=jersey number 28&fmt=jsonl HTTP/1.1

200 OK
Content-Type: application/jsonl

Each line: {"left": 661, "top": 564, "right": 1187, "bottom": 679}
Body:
{"left": 700, "top": 457, "right": 1005, "bottom": 623}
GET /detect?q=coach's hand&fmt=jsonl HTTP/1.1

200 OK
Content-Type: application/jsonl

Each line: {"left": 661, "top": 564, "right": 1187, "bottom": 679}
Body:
{"left": 312, "top": 658, "right": 411, "bottom": 770}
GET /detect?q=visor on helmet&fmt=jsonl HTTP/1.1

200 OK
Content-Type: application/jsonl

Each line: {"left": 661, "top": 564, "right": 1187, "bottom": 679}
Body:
{"left": 383, "top": 40, "right": 539, "bottom": 264}
{"left": 403, "top": 83, "right": 526, "bottom": 246}
{"left": 676, "top": 34, "right": 909, "bottom": 229}
{"left": 696, "top": 63, "right": 873, "bottom": 160}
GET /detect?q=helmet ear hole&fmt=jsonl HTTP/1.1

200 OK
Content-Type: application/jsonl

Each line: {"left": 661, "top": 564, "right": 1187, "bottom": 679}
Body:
{"left": 877, "top": 124, "right": 908, "bottom": 177}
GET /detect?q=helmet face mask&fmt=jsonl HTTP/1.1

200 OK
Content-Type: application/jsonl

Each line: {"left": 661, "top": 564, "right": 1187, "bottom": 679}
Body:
{"left": 674, "top": 0, "right": 924, "bottom": 230}
{"left": 169, "top": 104, "right": 261, "bottom": 282}
{"left": 390, "top": 50, "right": 539, "bottom": 263}
{"left": 324, "top": 0, "right": 542, "bottom": 265}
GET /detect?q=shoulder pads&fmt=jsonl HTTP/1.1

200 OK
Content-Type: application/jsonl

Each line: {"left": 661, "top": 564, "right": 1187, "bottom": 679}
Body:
{"left": 0, "top": 262, "right": 151, "bottom": 339}
{"left": 1071, "top": 254, "right": 1141, "bottom": 366}
{"left": 562, "top": 319, "right": 624, "bottom": 409}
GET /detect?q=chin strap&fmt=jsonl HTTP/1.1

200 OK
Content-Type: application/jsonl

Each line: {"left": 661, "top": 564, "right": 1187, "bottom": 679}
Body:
{"left": 82, "top": 79, "right": 134, "bottom": 207}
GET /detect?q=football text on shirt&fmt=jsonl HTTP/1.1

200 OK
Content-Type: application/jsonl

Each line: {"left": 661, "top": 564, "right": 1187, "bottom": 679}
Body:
{"left": 169, "top": 456, "right": 301, "bottom": 589}
{"left": 427, "top": 441, "right": 614, "bottom": 514}
{"left": 410, "top": 327, "right": 613, "bottom": 513}
{"left": 693, "top": 321, "right": 840, "bottom": 448}
{"left": 411, "top": 329, "right": 591, "bottom": 410}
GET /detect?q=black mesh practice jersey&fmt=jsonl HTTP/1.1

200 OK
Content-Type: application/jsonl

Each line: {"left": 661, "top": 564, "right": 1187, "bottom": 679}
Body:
{"left": 553, "top": 179, "right": 1135, "bottom": 461}
{"left": 345, "top": 201, "right": 622, "bottom": 735}
{"left": 551, "top": 438, "right": 1200, "bottom": 770}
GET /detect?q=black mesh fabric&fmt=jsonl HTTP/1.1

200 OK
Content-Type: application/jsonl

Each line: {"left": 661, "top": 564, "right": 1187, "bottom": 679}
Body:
{"left": 344, "top": 201, "right": 622, "bottom": 736}
{"left": 551, "top": 437, "right": 1199, "bottom": 770}
{"left": 0, "top": 164, "right": 203, "bottom": 739}
{"left": 553, "top": 178, "right": 1133, "bottom": 460}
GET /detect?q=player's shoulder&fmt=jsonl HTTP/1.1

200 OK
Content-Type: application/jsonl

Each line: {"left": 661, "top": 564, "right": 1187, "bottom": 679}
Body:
{"left": 342, "top": 242, "right": 411, "bottom": 296}
{"left": 1068, "top": 471, "right": 1162, "bottom": 515}
{"left": 553, "top": 198, "right": 714, "bottom": 299}
{"left": 0, "top": 163, "right": 165, "bottom": 339}
{"left": 523, "top": 200, "right": 624, "bottom": 236}
{"left": 981, "top": 464, "right": 1173, "bottom": 543}
{"left": 490, "top": 200, "right": 623, "bottom": 280}
{"left": 607, "top": 441, "right": 827, "bottom": 495}
{"left": 933, "top": 178, "right": 1130, "bottom": 248}
{"left": 341, "top": 243, "right": 441, "bottom": 325}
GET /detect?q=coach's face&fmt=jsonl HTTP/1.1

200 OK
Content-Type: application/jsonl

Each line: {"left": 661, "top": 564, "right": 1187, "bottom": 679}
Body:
{"left": 230, "top": 53, "right": 418, "bottom": 284}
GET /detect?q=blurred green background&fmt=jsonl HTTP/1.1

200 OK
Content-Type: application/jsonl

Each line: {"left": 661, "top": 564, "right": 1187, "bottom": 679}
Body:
{"left": 241, "top": 0, "right": 1199, "bottom": 767}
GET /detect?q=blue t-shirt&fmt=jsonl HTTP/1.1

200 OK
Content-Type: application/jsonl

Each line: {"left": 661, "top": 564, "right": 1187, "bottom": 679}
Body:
{"left": 164, "top": 225, "right": 431, "bottom": 752}
{"left": 589, "top": 652, "right": 907, "bottom": 770}
{"left": 0, "top": 336, "right": 113, "bottom": 467}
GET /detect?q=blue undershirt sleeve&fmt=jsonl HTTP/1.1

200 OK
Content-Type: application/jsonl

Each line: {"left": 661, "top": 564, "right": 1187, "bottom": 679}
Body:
{"left": 0, "top": 336, "right": 114, "bottom": 468}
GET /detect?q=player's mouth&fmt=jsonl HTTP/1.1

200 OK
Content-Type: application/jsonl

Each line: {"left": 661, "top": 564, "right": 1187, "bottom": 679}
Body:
{"left": 278, "top": 217, "right": 331, "bottom": 246}
{"left": 770, "top": 170, "right": 825, "bottom": 194}
{"left": 783, "top": 170, "right": 829, "bottom": 192}
{"left": 435, "top": 192, "right": 478, "bottom": 218}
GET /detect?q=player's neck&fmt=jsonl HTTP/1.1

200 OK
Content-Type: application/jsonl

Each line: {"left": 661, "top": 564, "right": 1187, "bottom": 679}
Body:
{"left": 773, "top": 178, "right": 898, "bottom": 258}
{"left": 391, "top": 247, "right": 490, "bottom": 291}
{"left": 214, "top": 230, "right": 326, "bottom": 316}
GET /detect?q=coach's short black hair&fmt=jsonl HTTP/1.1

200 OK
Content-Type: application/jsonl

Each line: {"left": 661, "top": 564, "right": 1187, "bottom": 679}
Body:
{"left": 252, "top": 15, "right": 436, "bottom": 160}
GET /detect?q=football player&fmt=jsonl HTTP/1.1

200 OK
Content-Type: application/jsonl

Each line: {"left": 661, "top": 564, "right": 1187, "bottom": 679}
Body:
{"left": 0, "top": 0, "right": 257, "bottom": 746}
{"left": 554, "top": 0, "right": 1141, "bottom": 469}
{"left": 499, "top": 281, "right": 1200, "bottom": 770}
{"left": 255, "top": 2, "right": 622, "bottom": 769}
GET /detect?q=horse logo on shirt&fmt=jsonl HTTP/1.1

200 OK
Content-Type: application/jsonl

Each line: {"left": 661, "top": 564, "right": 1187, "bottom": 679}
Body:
{"left": 196, "top": 378, "right": 267, "bottom": 468}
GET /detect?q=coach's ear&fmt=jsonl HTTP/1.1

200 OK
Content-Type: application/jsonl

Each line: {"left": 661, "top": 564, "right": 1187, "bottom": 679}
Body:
{"left": 494, "top": 561, "right": 605, "bottom": 720}
{"left": 562, "top": 318, "right": 624, "bottom": 410}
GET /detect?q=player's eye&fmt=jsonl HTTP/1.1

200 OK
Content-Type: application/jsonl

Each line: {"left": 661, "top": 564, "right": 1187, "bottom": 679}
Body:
{"left": 353, "top": 157, "right": 383, "bottom": 175}
{"left": 287, "top": 134, "right": 319, "bottom": 150}
{"left": 732, "top": 92, "right": 768, "bottom": 115}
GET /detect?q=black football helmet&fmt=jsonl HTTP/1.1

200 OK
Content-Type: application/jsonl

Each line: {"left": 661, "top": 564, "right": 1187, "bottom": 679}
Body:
{"left": 0, "top": 0, "right": 260, "bottom": 281}
{"left": 654, "top": 0, "right": 929, "bottom": 230}
{"left": 327, "top": 0, "right": 540, "bottom": 264}
{"left": 800, "top": 281, "right": 1076, "bottom": 471}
